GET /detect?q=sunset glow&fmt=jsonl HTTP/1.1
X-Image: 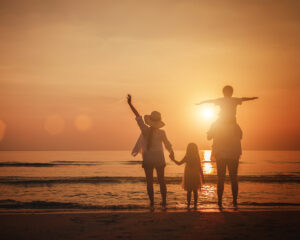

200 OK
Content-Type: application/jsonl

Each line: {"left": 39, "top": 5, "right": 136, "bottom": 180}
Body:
{"left": 0, "top": 0, "right": 299, "bottom": 151}
{"left": 0, "top": 1, "right": 299, "bottom": 239}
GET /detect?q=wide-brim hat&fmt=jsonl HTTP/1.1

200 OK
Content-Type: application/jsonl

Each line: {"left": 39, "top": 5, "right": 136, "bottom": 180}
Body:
{"left": 144, "top": 111, "right": 165, "bottom": 128}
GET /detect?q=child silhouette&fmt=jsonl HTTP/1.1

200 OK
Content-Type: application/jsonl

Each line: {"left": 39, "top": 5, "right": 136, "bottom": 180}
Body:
{"left": 196, "top": 85, "right": 258, "bottom": 123}
{"left": 170, "top": 143, "right": 205, "bottom": 209}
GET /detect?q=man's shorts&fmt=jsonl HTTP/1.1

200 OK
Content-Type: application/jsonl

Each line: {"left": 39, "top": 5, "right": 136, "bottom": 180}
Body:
{"left": 216, "top": 158, "right": 239, "bottom": 178}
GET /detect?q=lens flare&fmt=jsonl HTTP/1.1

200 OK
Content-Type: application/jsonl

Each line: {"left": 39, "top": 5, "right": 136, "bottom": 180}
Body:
{"left": 0, "top": 120, "right": 6, "bottom": 141}
{"left": 44, "top": 115, "right": 65, "bottom": 136}
{"left": 74, "top": 114, "right": 92, "bottom": 132}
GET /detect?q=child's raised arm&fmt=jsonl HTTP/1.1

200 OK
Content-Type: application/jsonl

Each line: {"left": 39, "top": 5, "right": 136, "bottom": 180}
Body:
{"left": 195, "top": 99, "right": 216, "bottom": 105}
{"left": 241, "top": 97, "right": 258, "bottom": 102}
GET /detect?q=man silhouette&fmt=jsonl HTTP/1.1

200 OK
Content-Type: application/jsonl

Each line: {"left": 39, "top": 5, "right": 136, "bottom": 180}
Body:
{"left": 207, "top": 121, "right": 242, "bottom": 207}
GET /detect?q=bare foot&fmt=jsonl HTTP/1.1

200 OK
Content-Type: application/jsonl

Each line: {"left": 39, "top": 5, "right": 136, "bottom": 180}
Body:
{"left": 161, "top": 201, "right": 167, "bottom": 210}
{"left": 218, "top": 200, "right": 223, "bottom": 210}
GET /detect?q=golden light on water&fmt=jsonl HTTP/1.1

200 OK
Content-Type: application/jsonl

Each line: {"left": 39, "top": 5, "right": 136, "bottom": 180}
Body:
{"left": 204, "top": 150, "right": 211, "bottom": 161}
{"left": 44, "top": 115, "right": 65, "bottom": 136}
{"left": 74, "top": 115, "right": 92, "bottom": 132}
{"left": 203, "top": 150, "right": 213, "bottom": 174}
{"left": 0, "top": 120, "right": 6, "bottom": 141}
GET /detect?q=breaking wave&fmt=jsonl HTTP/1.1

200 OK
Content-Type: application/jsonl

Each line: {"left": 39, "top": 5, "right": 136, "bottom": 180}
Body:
{"left": 0, "top": 199, "right": 299, "bottom": 210}
{"left": 0, "top": 175, "right": 299, "bottom": 185}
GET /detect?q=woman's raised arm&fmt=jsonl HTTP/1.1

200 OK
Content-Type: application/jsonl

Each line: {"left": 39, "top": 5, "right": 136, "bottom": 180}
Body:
{"left": 127, "top": 94, "right": 140, "bottom": 117}
{"left": 127, "top": 94, "right": 148, "bottom": 135}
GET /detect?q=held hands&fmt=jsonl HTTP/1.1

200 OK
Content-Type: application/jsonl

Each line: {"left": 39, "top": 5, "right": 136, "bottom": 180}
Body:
{"left": 169, "top": 151, "right": 175, "bottom": 161}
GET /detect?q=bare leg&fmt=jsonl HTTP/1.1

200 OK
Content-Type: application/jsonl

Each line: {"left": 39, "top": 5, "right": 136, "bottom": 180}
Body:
{"left": 229, "top": 158, "right": 239, "bottom": 206}
{"left": 144, "top": 168, "right": 154, "bottom": 207}
{"left": 216, "top": 158, "right": 226, "bottom": 207}
{"left": 193, "top": 190, "right": 198, "bottom": 209}
{"left": 230, "top": 175, "right": 238, "bottom": 205}
{"left": 156, "top": 167, "right": 166, "bottom": 207}
{"left": 217, "top": 176, "right": 225, "bottom": 206}
{"left": 187, "top": 191, "right": 191, "bottom": 208}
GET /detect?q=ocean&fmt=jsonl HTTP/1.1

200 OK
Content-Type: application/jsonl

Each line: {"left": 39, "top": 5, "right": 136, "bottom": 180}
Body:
{"left": 0, "top": 150, "right": 299, "bottom": 210}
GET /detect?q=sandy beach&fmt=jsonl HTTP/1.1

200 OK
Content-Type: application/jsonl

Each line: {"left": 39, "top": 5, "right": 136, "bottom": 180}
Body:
{"left": 0, "top": 209, "right": 299, "bottom": 240}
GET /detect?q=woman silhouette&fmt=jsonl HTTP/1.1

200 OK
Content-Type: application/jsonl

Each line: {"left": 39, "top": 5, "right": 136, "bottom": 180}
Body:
{"left": 127, "top": 94, "right": 174, "bottom": 208}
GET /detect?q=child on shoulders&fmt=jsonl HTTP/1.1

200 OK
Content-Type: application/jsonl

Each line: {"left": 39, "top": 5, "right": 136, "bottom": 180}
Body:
{"left": 196, "top": 85, "right": 258, "bottom": 123}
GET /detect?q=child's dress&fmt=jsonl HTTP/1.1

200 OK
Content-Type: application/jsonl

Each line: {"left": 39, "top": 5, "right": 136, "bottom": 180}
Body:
{"left": 182, "top": 157, "right": 203, "bottom": 191}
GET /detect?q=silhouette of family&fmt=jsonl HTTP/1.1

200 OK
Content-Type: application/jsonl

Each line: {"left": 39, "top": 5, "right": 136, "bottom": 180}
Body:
{"left": 127, "top": 86, "right": 258, "bottom": 209}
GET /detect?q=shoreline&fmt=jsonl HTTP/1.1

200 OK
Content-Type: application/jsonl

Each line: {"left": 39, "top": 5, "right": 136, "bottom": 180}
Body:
{"left": 0, "top": 210, "right": 299, "bottom": 240}
{"left": 1, "top": 205, "right": 300, "bottom": 214}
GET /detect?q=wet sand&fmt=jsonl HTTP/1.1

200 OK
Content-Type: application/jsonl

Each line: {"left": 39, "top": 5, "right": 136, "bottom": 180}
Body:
{"left": 0, "top": 209, "right": 299, "bottom": 240}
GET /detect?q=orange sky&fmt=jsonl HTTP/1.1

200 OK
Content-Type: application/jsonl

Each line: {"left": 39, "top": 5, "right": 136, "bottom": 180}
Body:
{"left": 0, "top": 0, "right": 299, "bottom": 150}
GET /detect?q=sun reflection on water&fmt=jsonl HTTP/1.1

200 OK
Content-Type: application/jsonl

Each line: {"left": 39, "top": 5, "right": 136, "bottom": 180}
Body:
{"left": 204, "top": 150, "right": 211, "bottom": 161}
{"left": 203, "top": 150, "right": 214, "bottom": 174}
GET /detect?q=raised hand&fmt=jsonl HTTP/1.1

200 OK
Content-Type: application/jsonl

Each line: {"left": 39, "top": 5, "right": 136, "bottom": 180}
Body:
{"left": 127, "top": 94, "right": 132, "bottom": 104}
{"left": 242, "top": 97, "right": 259, "bottom": 102}
{"left": 127, "top": 94, "right": 140, "bottom": 117}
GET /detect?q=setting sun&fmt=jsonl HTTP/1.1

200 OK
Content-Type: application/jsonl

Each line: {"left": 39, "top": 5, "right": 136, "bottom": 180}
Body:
{"left": 198, "top": 106, "right": 217, "bottom": 122}
{"left": 203, "top": 108, "right": 214, "bottom": 119}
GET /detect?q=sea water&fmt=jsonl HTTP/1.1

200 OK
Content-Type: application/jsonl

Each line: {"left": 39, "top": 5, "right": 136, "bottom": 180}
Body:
{"left": 0, "top": 151, "right": 299, "bottom": 210}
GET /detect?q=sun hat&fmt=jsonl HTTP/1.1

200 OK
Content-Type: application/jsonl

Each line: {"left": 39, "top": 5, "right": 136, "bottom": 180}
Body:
{"left": 144, "top": 111, "right": 165, "bottom": 128}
